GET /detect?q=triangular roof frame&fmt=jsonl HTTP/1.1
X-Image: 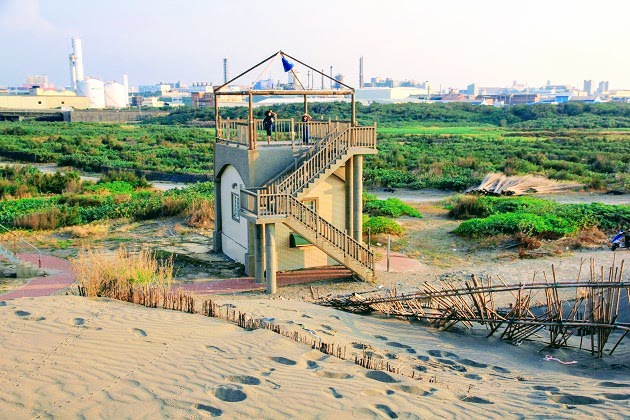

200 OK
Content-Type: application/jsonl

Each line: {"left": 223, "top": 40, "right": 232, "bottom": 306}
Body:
{"left": 214, "top": 51, "right": 354, "bottom": 96}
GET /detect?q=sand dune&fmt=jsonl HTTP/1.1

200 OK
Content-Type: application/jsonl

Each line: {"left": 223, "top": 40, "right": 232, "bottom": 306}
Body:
{"left": 0, "top": 295, "right": 628, "bottom": 418}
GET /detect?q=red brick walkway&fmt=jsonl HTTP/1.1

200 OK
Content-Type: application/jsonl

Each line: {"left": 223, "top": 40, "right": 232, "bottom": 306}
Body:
{"left": 0, "top": 254, "right": 76, "bottom": 300}
{"left": 179, "top": 267, "right": 353, "bottom": 294}
{"left": 1, "top": 251, "right": 422, "bottom": 299}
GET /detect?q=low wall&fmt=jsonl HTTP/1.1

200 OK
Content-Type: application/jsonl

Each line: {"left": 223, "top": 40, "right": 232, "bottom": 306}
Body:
{"left": 69, "top": 110, "right": 169, "bottom": 122}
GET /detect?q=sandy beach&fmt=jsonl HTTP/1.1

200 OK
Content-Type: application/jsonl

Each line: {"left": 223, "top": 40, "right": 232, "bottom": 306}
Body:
{"left": 0, "top": 294, "right": 628, "bottom": 418}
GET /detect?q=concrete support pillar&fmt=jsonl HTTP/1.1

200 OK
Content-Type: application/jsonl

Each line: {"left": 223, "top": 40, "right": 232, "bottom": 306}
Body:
{"left": 254, "top": 224, "right": 265, "bottom": 284}
{"left": 265, "top": 223, "right": 277, "bottom": 294}
{"left": 353, "top": 155, "right": 363, "bottom": 241}
{"left": 345, "top": 157, "right": 354, "bottom": 236}
{"left": 212, "top": 178, "right": 223, "bottom": 252}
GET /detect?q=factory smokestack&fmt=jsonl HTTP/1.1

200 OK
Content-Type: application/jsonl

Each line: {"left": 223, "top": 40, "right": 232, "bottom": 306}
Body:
{"left": 359, "top": 56, "right": 364, "bottom": 88}
{"left": 223, "top": 58, "right": 228, "bottom": 84}
{"left": 73, "top": 38, "right": 84, "bottom": 82}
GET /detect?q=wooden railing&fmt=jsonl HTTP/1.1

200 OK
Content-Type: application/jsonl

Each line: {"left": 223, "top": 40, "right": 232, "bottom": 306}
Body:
{"left": 216, "top": 118, "right": 350, "bottom": 148}
{"left": 263, "top": 126, "right": 376, "bottom": 196}
{"left": 242, "top": 191, "right": 374, "bottom": 271}
{"left": 0, "top": 222, "right": 42, "bottom": 268}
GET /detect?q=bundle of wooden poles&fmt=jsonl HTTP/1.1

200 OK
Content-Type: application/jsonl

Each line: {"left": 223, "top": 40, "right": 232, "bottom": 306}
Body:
{"left": 318, "top": 259, "right": 629, "bottom": 358}
{"left": 465, "top": 173, "right": 582, "bottom": 196}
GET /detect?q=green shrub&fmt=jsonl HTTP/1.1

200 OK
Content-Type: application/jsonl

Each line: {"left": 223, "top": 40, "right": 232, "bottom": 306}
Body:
{"left": 364, "top": 216, "right": 403, "bottom": 235}
{"left": 364, "top": 196, "right": 422, "bottom": 218}
{"left": 454, "top": 212, "right": 577, "bottom": 239}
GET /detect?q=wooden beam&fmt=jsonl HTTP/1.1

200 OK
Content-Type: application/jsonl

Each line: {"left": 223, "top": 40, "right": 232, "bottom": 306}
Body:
{"left": 216, "top": 89, "right": 353, "bottom": 96}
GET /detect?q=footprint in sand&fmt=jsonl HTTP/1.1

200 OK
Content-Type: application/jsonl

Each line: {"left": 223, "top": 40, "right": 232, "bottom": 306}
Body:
{"left": 131, "top": 328, "right": 147, "bottom": 337}
{"left": 492, "top": 366, "right": 510, "bottom": 374}
{"left": 550, "top": 394, "right": 603, "bottom": 405}
{"left": 194, "top": 403, "right": 223, "bottom": 417}
{"left": 459, "top": 359, "right": 488, "bottom": 369}
{"left": 599, "top": 381, "right": 628, "bottom": 388}
{"left": 603, "top": 393, "right": 630, "bottom": 401}
{"left": 415, "top": 365, "right": 428, "bottom": 372}
{"left": 316, "top": 371, "right": 353, "bottom": 380}
{"left": 73, "top": 318, "right": 85, "bottom": 326}
{"left": 375, "top": 404, "right": 398, "bottom": 419}
{"left": 302, "top": 314, "right": 312, "bottom": 318}
{"left": 213, "top": 385, "right": 247, "bottom": 402}
{"left": 0, "top": 301, "right": 6, "bottom": 306}
{"left": 386, "top": 342, "right": 412, "bottom": 350}
{"left": 15, "top": 310, "right": 30, "bottom": 317}
{"left": 393, "top": 385, "right": 436, "bottom": 397}
{"left": 328, "top": 387, "right": 343, "bottom": 399}
{"left": 261, "top": 368, "right": 275, "bottom": 377}
{"left": 461, "top": 395, "right": 494, "bottom": 404}
{"left": 205, "top": 345, "right": 225, "bottom": 353}
{"left": 374, "top": 335, "right": 388, "bottom": 341}
{"left": 437, "top": 358, "right": 467, "bottom": 372}
{"left": 270, "top": 356, "right": 296, "bottom": 366}
{"left": 226, "top": 375, "right": 261, "bottom": 385}
{"left": 306, "top": 360, "right": 319, "bottom": 369}
{"left": 428, "top": 349, "right": 461, "bottom": 360}
{"left": 416, "top": 355, "right": 430, "bottom": 362}
{"left": 532, "top": 385, "right": 560, "bottom": 393}
{"left": 320, "top": 324, "right": 337, "bottom": 333}
{"left": 464, "top": 374, "right": 483, "bottom": 381}
{"left": 365, "top": 371, "right": 399, "bottom": 384}
{"left": 330, "top": 315, "right": 340, "bottom": 320}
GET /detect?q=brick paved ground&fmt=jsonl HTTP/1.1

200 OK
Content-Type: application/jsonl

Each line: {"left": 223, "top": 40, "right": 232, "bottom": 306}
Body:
{"left": 1, "top": 251, "right": 421, "bottom": 299}
{"left": 0, "top": 254, "right": 76, "bottom": 300}
{"left": 179, "top": 266, "right": 353, "bottom": 294}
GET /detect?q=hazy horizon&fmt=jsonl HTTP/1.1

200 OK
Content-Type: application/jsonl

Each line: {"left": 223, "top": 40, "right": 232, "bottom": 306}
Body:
{"left": 1, "top": 0, "right": 628, "bottom": 91}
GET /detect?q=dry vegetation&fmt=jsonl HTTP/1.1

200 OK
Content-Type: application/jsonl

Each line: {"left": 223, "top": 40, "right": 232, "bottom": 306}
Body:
{"left": 71, "top": 245, "right": 173, "bottom": 298}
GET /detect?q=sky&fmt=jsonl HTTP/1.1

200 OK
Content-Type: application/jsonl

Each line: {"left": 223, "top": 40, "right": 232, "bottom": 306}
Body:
{"left": 0, "top": 0, "right": 629, "bottom": 91}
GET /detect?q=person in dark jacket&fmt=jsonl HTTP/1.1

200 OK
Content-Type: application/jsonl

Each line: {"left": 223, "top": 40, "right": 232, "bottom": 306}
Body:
{"left": 301, "top": 113, "right": 312, "bottom": 144}
{"left": 263, "top": 110, "right": 276, "bottom": 144}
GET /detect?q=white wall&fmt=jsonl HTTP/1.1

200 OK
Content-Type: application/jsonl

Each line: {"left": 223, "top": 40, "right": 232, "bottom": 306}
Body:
{"left": 220, "top": 165, "right": 248, "bottom": 264}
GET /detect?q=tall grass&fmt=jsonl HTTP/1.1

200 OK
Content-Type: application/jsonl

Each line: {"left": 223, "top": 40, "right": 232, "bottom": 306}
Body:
{"left": 71, "top": 245, "right": 173, "bottom": 298}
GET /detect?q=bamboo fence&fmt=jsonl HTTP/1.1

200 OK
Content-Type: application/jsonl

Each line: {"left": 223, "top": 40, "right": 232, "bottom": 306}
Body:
{"left": 318, "top": 259, "right": 629, "bottom": 358}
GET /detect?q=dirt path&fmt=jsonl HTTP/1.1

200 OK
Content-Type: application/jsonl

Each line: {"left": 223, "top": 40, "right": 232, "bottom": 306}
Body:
{"left": 365, "top": 191, "right": 629, "bottom": 295}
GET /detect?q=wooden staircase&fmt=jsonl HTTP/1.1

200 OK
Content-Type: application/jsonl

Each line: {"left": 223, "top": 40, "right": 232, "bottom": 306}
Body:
{"left": 241, "top": 126, "right": 377, "bottom": 281}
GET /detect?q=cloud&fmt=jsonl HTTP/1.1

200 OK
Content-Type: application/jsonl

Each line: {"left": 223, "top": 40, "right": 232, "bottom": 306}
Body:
{"left": 0, "top": 0, "right": 56, "bottom": 32}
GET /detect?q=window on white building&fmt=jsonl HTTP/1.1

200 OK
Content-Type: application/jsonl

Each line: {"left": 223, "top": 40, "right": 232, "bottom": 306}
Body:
{"left": 232, "top": 192, "right": 240, "bottom": 222}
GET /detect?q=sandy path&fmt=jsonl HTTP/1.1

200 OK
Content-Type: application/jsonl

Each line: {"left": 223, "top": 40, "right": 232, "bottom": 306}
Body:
{"left": 0, "top": 296, "right": 628, "bottom": 418}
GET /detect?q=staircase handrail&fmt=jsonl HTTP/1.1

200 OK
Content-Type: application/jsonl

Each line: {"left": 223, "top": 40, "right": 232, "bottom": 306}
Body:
{"left": 274, "top": 126, "right": 376, "bottom": 195}
{"left": 254, "top": 192, "right": 374, "bottom": 271}
{"left": 0, "top": 222, "right": 42, "bottom": 268}
{"left": 260, "top": 128, "right": 341, "bottom": 194}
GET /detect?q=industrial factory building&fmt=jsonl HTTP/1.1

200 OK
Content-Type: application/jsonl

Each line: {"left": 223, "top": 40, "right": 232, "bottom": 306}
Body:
{"left": 0, "top": 38, "right": 129, "bottom": 111}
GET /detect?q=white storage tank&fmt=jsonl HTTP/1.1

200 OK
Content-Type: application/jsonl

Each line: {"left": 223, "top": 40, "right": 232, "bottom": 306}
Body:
{"left": 77, "top": 77, "right": 105, "bottom": 109}
{"left": 104, "top": 81, "right": 127, "bottom": 108}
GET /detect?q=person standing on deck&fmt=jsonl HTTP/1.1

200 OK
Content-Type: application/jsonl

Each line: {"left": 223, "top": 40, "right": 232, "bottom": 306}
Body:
{"left": 301, "top": 113, "right": 312, "bottom": 144}
{"left": 263, "top": 109, "right": 276, "bottom": 144}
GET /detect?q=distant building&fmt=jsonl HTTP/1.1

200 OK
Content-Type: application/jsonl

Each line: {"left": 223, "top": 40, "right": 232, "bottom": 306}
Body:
{"left": 138, "top": 84, "right": 171, "bottom": 94}
{"left": 465, "top": 83, "right": 479, "bottom": 96}
{"left": 609, "top": 90, "right": 630, "bottom": 102}
{"left": 189, "top": 82, "right": 213, "bottom": 94}
{"left": 139, "top": 97, "right": 164, "bottom": 107}
{"left": 597, "top": 81, "right": 609, "bottom": 94}
{"left": 478, "top": 93, "right": 540, "bottom": 105}
{"left": 25, "top": 75, "right": 50, "bottom": 88}
{"left": 568, "top": 95, "right": 603, "bottom": 103}
{"left": 0, "top": 87, "right": 90, "bottom": 109}
{"left": 583, "top": 80, "right": 593, "bottom": 95}
{"left": 356, "top": 87, "right": 428, "bottom": 104}
{"left": 191, "top": 91, "right": 214, "bottom": 107}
